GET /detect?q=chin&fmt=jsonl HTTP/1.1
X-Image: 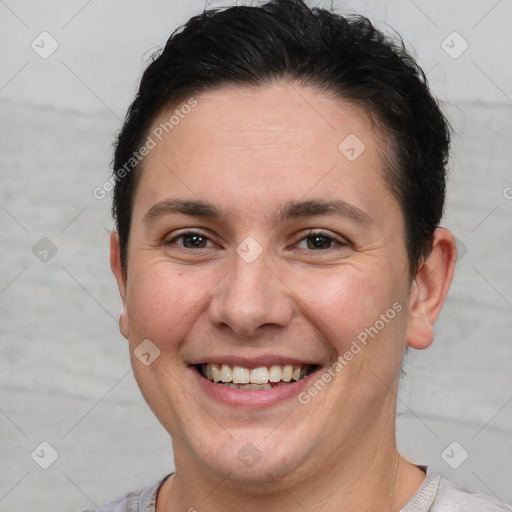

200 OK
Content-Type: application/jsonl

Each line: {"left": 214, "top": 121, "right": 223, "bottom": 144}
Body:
{"left": 182, "top": 427, "right": 314, "bottom": 488}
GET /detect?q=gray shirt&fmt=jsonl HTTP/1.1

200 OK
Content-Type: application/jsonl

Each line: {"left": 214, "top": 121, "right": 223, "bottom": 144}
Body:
{"left": 83, "top": 467, "right": 511, "bottom": 511}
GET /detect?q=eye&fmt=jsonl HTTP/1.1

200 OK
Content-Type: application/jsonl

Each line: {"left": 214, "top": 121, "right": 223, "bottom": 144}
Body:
{"left": 166, "top": 230, "right": 216, "bottom": 249}
{"left": 296, "top": 230, "right": 348, "bottom": 251}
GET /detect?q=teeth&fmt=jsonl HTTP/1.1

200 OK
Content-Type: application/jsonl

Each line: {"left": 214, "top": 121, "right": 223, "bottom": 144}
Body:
{"left": 202, "top": 363, "right": 310, "bottom": 385}
{"left": 243, "top": 383, "right": 272, "bottom": 391}
{"left": 220, "top": 364, "right": 232, "bottom": 383}
{"left": 232, "top": 365, "right": 250, "bottom": 384}
{"left": 211, "top": 363, "right": 221, "bottom": 382}
{"left": 268, "top": 365, "right": 282, "bottom": 383}
{"left": 281, "top": 365, "right": 293, "bottom": 382}
{"left": 249, "top": 367, "right": 268, "bottom": 384}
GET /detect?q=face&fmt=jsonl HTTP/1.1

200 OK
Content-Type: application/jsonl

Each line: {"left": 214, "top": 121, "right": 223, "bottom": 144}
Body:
{"left": 112, "top": 82, "right": 418, "bottom": 484}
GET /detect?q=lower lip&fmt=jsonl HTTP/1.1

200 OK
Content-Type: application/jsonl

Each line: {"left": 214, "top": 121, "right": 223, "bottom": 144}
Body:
{"left": 191, "top": 366, "right": 319, "bottom": 408}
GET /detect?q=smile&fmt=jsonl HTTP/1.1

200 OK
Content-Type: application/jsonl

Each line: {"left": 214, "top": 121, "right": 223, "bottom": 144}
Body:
{"left": 198, "top": 363, "right": 316, "bottom": 390}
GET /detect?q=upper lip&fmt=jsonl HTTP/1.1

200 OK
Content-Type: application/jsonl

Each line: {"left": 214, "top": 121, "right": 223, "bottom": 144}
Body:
{"left": 187, "top": 355, "right": 320, "bottom": 368}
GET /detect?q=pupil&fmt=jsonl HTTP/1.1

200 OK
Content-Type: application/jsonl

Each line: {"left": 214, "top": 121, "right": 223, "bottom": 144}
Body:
{"left": 184, "top": 234, "right": 206, "bottom": 248}
{"left": 308, "top": 235, "right": 331, "bottom": 249}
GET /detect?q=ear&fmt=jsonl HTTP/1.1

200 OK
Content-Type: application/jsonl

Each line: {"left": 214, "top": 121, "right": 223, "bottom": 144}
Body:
{"left": 406, "top": 228, "right": 457, "bottom": 350}
{"left": 110, "top": 231, "right": 129, "bottom": 339}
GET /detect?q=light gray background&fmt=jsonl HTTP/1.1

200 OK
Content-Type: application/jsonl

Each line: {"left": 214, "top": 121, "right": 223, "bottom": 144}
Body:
{"left": 0, "top": 1, "right": 511, "bottom": 510}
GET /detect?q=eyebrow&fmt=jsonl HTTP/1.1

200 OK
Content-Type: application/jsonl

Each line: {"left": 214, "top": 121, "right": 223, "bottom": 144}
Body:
{"left": 143, "top": 199, "right": 225, "bottom": 224}
{"left": 143, "top": 198, "right": 373, "bottom": 226}
{"left": 276, "top": 198, "right": 373, "bottom": 226}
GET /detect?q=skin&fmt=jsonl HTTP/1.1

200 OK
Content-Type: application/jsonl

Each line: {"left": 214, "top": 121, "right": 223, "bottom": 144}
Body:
{"left": 110, "top": 82, "right": 456, "bottom": 511}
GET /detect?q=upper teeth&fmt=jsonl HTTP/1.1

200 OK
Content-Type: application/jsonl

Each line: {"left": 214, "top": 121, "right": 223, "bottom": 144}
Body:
{"left": 203, "top": 363, "right": 306, "bottom": 384}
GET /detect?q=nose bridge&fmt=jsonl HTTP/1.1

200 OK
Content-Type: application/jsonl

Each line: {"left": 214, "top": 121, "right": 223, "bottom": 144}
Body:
{"left": 209, "top": 244, "right": 292, "bottom": 336}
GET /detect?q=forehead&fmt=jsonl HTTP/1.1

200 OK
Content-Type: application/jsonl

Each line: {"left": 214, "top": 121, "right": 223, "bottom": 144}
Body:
{"left": 147, "top": 82, "right": 376, "bottom": 165}
{"left": 133, "top": 82, "right": 399, "bottom": 226}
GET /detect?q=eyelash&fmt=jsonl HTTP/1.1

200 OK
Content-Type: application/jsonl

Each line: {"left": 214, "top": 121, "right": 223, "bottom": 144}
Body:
{"left": 166, "top": 229, "right": 349, "bottom": 251}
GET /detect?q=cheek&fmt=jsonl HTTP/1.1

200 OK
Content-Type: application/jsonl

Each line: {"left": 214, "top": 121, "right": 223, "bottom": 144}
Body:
{"left": 288, "top": 265, "right": 403, "bottom": 351}
{"left": 124, "top": 262, "right": 211, "bottom": 346}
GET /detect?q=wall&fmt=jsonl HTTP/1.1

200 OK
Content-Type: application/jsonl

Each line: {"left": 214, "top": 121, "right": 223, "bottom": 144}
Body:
{"left": 0, "top": 1, "right": 510, "bottom": 510}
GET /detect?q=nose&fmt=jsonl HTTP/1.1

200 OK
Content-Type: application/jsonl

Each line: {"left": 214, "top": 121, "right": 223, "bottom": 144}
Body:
{"left": 208, "top": 248, "right": 294, "bottom": 338}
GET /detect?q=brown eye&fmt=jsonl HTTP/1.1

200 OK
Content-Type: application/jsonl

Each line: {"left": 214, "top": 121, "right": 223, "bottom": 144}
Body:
{"left": 306, "top": 234, "right": 334, "bottom": 250}
{"left": 182, "top": 233, "right": 208, "bottom": 248}
{"left": 296, "top": 230, "right": 348, "bottom": 251}
{"left": 167, "top": 231, "right": 214, "bottom": 249}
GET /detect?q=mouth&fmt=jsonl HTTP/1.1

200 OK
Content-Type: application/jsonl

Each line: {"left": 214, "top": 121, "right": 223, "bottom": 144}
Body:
{"left": 195, "top": 363, "right": 319, "bottom": 391}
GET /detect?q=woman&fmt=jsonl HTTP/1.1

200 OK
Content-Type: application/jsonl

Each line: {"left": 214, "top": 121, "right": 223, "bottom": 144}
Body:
{"left": 87, "top": 0, "right": 510, "bottom": 510}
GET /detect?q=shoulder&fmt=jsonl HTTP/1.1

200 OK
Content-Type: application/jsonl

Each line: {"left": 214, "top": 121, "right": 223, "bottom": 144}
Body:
{"left": 79, "top": 475, "right": 169, "bottom": 512}
{"left": 430, "top": 468, "right": 511, "bottom": 511}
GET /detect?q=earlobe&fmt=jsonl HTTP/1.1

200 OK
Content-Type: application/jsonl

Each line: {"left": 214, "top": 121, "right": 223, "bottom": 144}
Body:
{"left": 110, "top": 231, "right": 129, "bottom": 340}
{"left": 406, "top": 228, "right": 457, "bottom": 350}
